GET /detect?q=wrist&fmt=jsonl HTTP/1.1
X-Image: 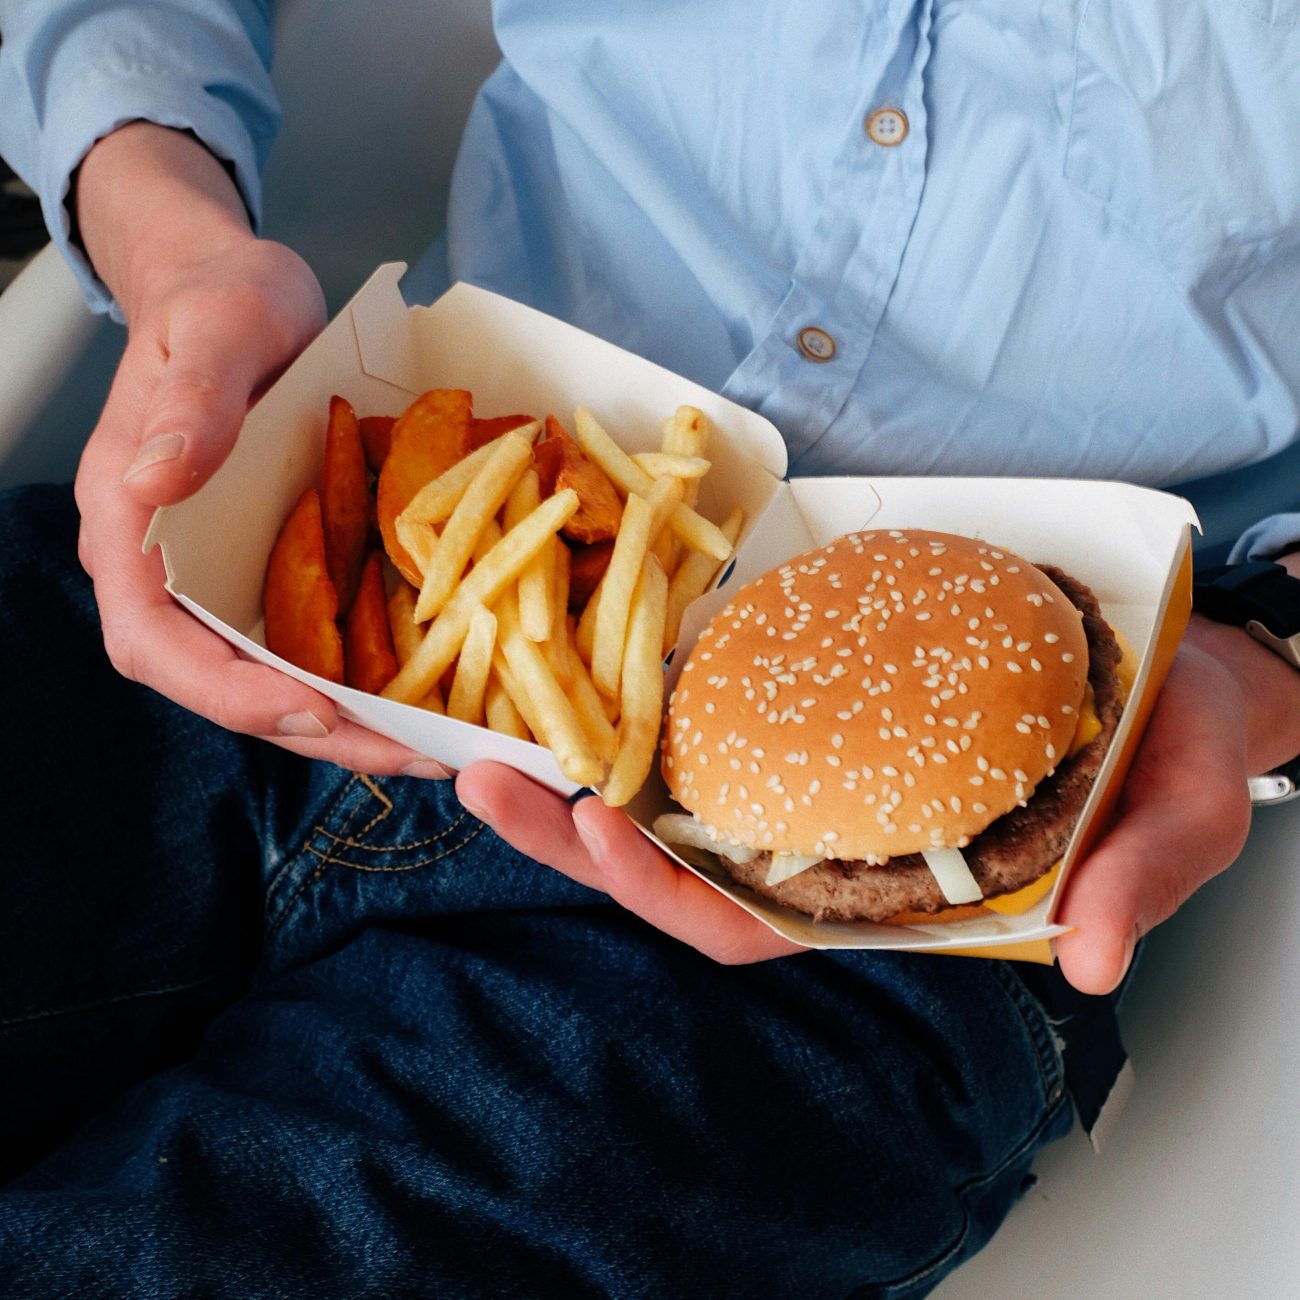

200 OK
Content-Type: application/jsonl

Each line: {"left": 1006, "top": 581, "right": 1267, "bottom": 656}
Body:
{"left": 75, "top": 122, "right": 255, "bottom": 322}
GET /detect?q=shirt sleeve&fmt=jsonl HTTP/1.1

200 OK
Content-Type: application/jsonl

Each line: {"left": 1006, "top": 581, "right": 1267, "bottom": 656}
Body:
{"left": 1228, "top": 514, "right": 1300, "bottom": 563}
{"left": 0, "top": 0, "right": 280, "bottom": 321}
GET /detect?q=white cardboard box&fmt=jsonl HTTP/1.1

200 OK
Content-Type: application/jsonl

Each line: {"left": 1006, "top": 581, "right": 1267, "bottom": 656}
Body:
{"left": 148, "top": 269, "right": 1198, "bottom": 961}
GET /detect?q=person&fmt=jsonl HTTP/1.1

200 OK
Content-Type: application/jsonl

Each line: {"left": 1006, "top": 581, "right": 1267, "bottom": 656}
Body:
{"left": 1, "top": 1, "right": 1299, "bottom": 1294}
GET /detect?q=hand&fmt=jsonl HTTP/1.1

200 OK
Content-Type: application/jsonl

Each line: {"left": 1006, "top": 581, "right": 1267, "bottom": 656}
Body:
{"left": 456, "top": 761, "right": 804, "bottom": 963}
{"left": 1055, "top": 569, "right": 1300, "bottom": 994}
{"left": 73, "top": 124, "right": 450, "bottom": 778}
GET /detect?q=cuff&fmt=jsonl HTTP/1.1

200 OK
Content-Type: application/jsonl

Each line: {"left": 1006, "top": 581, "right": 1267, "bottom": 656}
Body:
{"left": 1228, "top": 513, "right": 1300, "bottom": 564}
{"left": 36, "top": 69, "right": 270, "bottom": 324}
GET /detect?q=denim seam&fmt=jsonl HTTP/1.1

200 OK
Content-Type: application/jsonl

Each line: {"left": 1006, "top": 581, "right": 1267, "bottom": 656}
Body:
{"left": 345, "top": 772, "right": 396, "bottom": 838}
{"left": 309, "top": 775, "right": 480, "bottom": 854}
{"left": 264, "top": 773, "right": 374, "bottom": 910}
{"left": 265, "top": 778, "right": 488, "bottom": 939}
{"left": 842, "top": 965, "right": 1070, "bottom": 1298}
{"left": 850, "top": 1089, "right": 1072, "bottom": 1299}
{"left": 0, "top": 971, "right": 228, "bottom": 1031}
{"left": 987, "top": 961, "right": 1066, "bottom": 1105}
{"left": 303, "top": 816, "right": 486, "bottom": 873}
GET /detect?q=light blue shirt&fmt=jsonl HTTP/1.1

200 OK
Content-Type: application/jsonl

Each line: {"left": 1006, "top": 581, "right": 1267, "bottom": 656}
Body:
{"left": 4, "top": 0, "right": 1300, "bottom": 556}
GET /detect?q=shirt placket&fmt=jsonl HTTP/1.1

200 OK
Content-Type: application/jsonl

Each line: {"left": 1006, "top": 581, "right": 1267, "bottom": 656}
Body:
{"left": 722, "top": 0, "right": 934, "bottom": 468}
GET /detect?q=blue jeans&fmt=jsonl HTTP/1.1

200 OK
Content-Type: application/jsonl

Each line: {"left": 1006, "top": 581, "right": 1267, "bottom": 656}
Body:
{"left": 0, "top": 485, "right": 1072, "bottom": 1298}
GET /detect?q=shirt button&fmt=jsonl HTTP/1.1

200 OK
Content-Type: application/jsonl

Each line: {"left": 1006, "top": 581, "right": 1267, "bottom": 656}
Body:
{"left": 865, "top": 106, "right": 909, "bottom": 147}
{"left": 797, "top": 326, "right": 837, "bottom": 362}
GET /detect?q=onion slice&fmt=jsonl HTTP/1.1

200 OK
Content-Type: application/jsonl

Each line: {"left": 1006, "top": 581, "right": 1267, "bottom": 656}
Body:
{"left": 920, "top": 848, "right": 984, "bottom": 905}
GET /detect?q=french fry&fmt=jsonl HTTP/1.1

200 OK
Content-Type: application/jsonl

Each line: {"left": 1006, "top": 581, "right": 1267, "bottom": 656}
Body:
{"left": 663, "top": 504, "right": 745, "bottom": 655}
{"left": 491, "top": 652, "right": 547, "bottom": 742}
{"left": 505, "top": 468, "right": 556, "bottom": 642}
{"left": 601, "top": 555, "right": 668, "bottom": 807}
{"left": 321, "top": 395, "right": 369, "bottom": 614}
{"left": 414, "top": 431, "right": 534, "bottom": 622}
{"left": 557, "top": 617, "right": 620, "bottom": 760}
{"left": 386, "top": 581, "right": 444, "bottom": 712}
{"left": 534, "top": 415, "right": 623, "bottom": 543}
{"left": 485, "top": 672, "right": 532, "bottom": 741}
{"left": 573, "top": 407, "right": 732, "bottom": 560}
{"left": 580, "top": 477, "right": 681, "bottom": 674}
{"left": 544, "top": 541, "right": 572, "bottom": 657}
{"left": 630, "top": 452, "right": 711, "bottom": 480}
{"left": 446, "top": 604, "right": 497, "bottom": 726}
{"left": 664, "top": 405, "right": 711, "bottom": 463}
{"left": 386, "top": 582, "right": 424, "bottom": 665}
{"left": 263, "top": 488, "right": 344, "bottom": 683}
{"left": 381, "top": 488, "right": 580, "bottom": 704}
{"left": 344, "top": 551, "right": 400, "bottom": 694}
{"left": 473, "top": 517, "right": 504, "bottom": 561}
{"left": 377, "top": 389, "right": 473, "bottom": 586}
{"left": 644, "top": 475, "right": 685, "bottom": 539}
{"left": 400, "top": 419, "right": 542, "bottom": 527}
{"left": 498, "top": 594, "right": 606, "bottom": 787}
{"left": 395, "top": 516, "right": 438, "bottom": 581}
{"left": 590, "top": 491, "right": 654, "bottom": 700}
{"left": 651, "top": 405, "right": 712, "bottom": 574}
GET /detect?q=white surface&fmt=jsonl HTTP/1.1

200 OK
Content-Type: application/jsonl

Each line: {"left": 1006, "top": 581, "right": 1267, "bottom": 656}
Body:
{"left": 0, "top": 244, "right": 119, "bottom": 487}
{"left": 938, "top": 799, "right": 1300, "bottom": 1298}
{"left": 259, "top": 0, "right": 499, "bottom": 313}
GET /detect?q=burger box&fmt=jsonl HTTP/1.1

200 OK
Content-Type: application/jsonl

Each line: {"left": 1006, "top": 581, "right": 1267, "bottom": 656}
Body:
{"left": 148, "top": 267, "right": 1199, "bottom": 964}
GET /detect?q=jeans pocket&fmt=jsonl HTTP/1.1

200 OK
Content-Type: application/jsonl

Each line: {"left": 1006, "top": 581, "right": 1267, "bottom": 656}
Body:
{"left": 1064, "top": 0, "right": 1300, "bottom": 289}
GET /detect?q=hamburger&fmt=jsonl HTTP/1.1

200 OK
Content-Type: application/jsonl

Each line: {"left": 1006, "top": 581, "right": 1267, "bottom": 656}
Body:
{"left": 653, "top": 529, "right": 1124, "bottom": 924}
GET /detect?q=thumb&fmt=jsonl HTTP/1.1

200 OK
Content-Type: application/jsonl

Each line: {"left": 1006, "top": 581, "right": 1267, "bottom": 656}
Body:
{"left": 1055, "top": 660, "right": 1248, "bottom": 993}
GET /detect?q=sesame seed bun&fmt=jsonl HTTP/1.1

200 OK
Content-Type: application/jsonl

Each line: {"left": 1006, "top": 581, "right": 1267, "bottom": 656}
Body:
{"left": 660, "top": 529, "right": 1090, "bottom": 863}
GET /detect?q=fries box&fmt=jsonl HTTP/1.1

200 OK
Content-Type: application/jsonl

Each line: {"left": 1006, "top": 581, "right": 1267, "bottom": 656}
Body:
{"left": 148, "top": 267, "right": 1198, "bottom": 962}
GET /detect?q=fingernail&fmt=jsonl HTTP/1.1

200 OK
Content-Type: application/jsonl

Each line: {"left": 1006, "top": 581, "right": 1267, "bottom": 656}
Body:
{"left": 572, "top": 809, "right": 605, "bottom": 861}
{"left": 401, "top": 758, "right": 455, "bottom": 781}
{"left": 276, "top": 710, "right": 332, "bottom": 739}
{"left": 1113, "top": 934, "right": 1137, "bottom": 991}
{"left": 458, "top": 790, "right": 488, "bottom": 820}
{"left": 124, "top": 432, "right": 186, "bottom": 481}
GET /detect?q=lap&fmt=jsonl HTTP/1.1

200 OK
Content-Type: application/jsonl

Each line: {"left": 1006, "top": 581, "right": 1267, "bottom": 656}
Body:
{"left": 0, "top": 485, "right": 1072, "bottom": 1298}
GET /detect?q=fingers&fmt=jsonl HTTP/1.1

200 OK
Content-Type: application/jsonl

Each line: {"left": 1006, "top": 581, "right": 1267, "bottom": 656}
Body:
{"left": 1055, "top": 646, "right": 1253, "bottom": 994}
{"left": 457, "top": 761, "right": 804, "bottom": 964}
{"left": 119, "top": 244, "right": 325, "bottom": 506}
{"left": 570, "top": 796, "right": 804, "bottom": 963}
{"left": 456, "top": 761, "right": 606, "bottom": 890}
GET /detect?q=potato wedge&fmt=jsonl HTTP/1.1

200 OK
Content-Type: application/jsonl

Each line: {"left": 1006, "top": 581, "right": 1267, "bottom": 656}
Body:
{"left": 358, "top": 414, "right": 396, "bottom": 474}
{"left": 321, "top": 395, "right": 369, "bottom": 614}
{"left": 377, "top": 389, "right": 472, "bottom": 587}
{"left": 264, "top": 488, "right": 344, "bottom": 683}
{"left": 535, "top": 414, "right": 623, "bottom": 544}
{"left": 567, "top": 538, "right": 614, "bottom": 611}
{"left": 344, "top": 550, "right": 399, "bottom": 694}
{"left": 468, "top": 412, "right": 536, "bottom": 451}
